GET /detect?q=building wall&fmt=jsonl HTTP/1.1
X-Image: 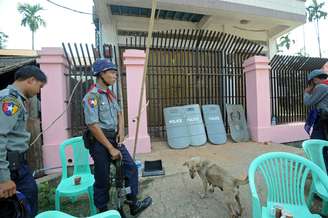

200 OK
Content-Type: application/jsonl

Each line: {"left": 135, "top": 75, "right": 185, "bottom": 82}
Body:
{"left": 101, "top": 16, "right": 270, "bottom": 55}
{"left": 95, "top": 0, "right": 306, "bottom": 57}
{"left": 223, "top": 0, "right": 305, "bottom": 15}
{"left": 107, "top": 0, "right": 305, "bottom": 19}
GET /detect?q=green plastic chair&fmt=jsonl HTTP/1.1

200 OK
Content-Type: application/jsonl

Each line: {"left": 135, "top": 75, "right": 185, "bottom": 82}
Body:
{"left": 90, "top": 210, "right": 121, "bottom": 218}
{"left": 302, "top": 139, "right": 328, "bottom": 215}
{"left": 248, "top": 152, "right": 328, "bottom": 218}
{"left": 36, "top": 210, "right": 75, "bottom": 218}
{"left": 36, "top": 210, "right": 121, "bottom": 218}
{"left": 55, "top": 136, "right": 96, "bottom": 215}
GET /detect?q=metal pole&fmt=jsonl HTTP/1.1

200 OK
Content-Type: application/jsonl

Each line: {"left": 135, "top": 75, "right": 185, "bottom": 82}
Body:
{"left": 132, "top": 0, "right": 157, "bottom": 159}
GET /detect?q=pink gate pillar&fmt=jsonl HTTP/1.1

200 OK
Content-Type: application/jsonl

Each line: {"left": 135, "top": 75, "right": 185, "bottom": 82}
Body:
{"left": 37, "top": 47, "right": 70, "bottom": 170}
{"left": 243, "top": 56, "right": 309, "bottom": 143}
{"left": 244, "top": 56, "right": 271, "bottom": 141}
{"left": 123, "top": 49, "right": 151, "bottom": 154}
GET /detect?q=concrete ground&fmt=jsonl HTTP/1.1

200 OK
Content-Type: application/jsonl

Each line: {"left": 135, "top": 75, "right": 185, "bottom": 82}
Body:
{"left": 37, "top": 139, "right": 321, "bottom": 218}
{"left": 133, "top": 140, "right": 305, "bottom": 218}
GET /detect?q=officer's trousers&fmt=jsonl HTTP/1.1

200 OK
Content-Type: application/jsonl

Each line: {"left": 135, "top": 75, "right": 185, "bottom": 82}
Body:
{"left": 311, "top": 118, "right": 326, "bottom": 140}
{"left": 89, "top": 141, "right": 138, "bottom": 210}
{"left": 311, "top": 118, "right": 328, "bottom": 173}
{"left": 11, "top": 162, "right": 38, "bottom": 217}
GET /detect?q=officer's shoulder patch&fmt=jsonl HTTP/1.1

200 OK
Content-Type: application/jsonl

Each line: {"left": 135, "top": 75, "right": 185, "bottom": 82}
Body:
{"left": 1, "top": 96, "right": 21, "bottom": 116}
{"left": 86, "top": 95, "right": 98, "bottom": 109}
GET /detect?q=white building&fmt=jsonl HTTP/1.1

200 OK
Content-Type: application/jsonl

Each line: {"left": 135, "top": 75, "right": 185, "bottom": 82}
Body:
{"left": 93, "top": 0, "right": 306, "bottom": 57}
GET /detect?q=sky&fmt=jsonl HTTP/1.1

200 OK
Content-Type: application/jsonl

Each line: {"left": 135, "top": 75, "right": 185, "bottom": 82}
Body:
{"left": 269, "top": 0, "right": 328, "bottom": 57}
{"left": 0, "top": 0, "right": 328, "bottom": 57}
{"left": 0, "top": 0, "right": 95, "bottom": 50}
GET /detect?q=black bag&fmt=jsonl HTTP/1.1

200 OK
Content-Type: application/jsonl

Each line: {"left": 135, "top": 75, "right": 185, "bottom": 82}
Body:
{"left": 0, "top": 192, "right": 31, "bottom": 218}
{"left": 82, "top": 129, "right": 95, "bottom": 149}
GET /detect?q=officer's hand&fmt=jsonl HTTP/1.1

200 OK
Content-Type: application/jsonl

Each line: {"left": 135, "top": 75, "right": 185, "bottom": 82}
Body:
{"left": 116, "top": 132, "right": 125, "bottom": 143}
{"left": 0, "top": 180, "right": 16, "bottom": 198}
{"left": 109, "top": 147, "right": 122, "bottom": 160}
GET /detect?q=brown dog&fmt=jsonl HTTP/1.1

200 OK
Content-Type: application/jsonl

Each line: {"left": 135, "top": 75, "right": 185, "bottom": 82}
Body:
{"left": 183, "top": 157, "right": 248, "bottom": 218}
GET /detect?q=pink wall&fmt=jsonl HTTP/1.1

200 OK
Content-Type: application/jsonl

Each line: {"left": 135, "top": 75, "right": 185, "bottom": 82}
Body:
{"left": 243, "top": 56, "right": 309, "bottom": 143}
{"left": 123, "top": 49, "right": 151, "bottom": 154}
{"left": 37, "top": 47, "right": 72, "bottom": 171}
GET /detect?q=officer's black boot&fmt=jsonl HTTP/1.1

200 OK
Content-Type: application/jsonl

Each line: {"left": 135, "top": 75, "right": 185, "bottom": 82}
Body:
{"left": 129, "top": 196, "right": 152, "bottom": 216}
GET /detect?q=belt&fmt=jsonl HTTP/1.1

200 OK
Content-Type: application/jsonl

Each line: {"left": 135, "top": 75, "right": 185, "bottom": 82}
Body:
{"left": 101, "top": 129, "right": 120, "bottom": 148}
{"left": 7, "top": 151, "right": 27, "bottom": 171}
{"left": 102, "top": 128, "right": 117, "bottom": 139}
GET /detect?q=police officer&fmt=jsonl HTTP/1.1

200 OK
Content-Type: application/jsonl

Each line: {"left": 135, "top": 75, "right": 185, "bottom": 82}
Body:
{"left": 0, "top": 65, "right": 47, "bottom": 217}
{"left": 304, "top": 69, "right": 328, "bottom": 172}
{"left": 83, "top": 59, "right": 152, "bottom": 216}
{"left": 304, "top": 69, "right": 328, "bottom": 139}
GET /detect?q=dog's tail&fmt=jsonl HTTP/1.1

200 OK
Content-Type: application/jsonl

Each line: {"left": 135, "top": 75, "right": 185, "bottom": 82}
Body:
{"left": 234, "top": 175, "right": 249, "bottom": 186}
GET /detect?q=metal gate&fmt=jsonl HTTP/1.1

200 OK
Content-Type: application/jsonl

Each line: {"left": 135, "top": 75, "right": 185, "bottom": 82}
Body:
{"left": 63, "top": 29, "right": 263, "bottom": 138}
{"left": 270, "top": 55, "right": 328, "bottom": 124}
{"left": 62, "top": 43, "right": 122, "bottom": 136}
{"left": 120, "top": 29, "right": 263, "bottom": 137}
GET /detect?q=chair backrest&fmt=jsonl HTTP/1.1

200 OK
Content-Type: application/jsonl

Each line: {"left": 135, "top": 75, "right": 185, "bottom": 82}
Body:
{"left": 36, "top": 209, "right": 121, "bottom": 218}
{"left": 59, "top": 136, "right": 91, "bottom": 179}
{"left": 302, "top": 139, "right": 328, "bottom": 173}
{"left": 249, "top": 152, "right": 328, "bottom": 207}
{"left": 88, "top": 210, "right": 121, "bottom": 218}
{"left": 35, "top": 210, "right": 76, "bottom": 218}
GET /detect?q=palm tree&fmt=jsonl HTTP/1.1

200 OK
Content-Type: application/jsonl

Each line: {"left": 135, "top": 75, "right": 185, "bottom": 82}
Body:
{"left": 17, "top": 3, "right": 46, "bottom": 50}
{"left": 277, "top": 34, "right": 295, "bottom": 51}
{"left": 306, "top": 0, "right": 327, "bottom": 57}
{"left": 0, "top": 32, "right": 8, "bottom": 49}
{"left": 295, "top": 48, "right": 309, "bottom": 57}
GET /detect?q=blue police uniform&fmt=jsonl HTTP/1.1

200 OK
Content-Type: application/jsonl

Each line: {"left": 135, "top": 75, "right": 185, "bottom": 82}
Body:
{"left": 83, "top": 84, "right": 139, "bottom": 210}
{"left": 83, "top": 59, "right": 152, "bottom": 215}
{"left": 0, "top": 84, "right": 38, "bottom": 217}
{"left": 304, "top": 70, "right": 328, "bottom": 139}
